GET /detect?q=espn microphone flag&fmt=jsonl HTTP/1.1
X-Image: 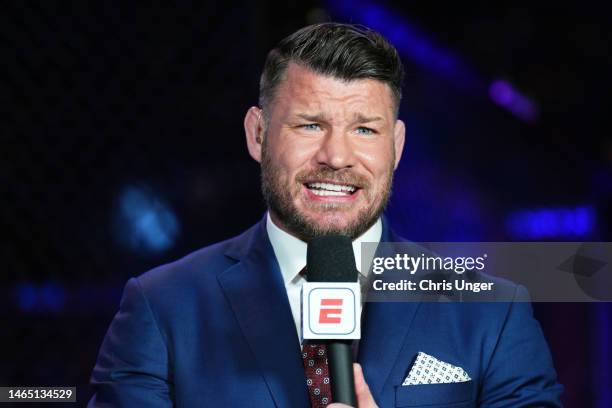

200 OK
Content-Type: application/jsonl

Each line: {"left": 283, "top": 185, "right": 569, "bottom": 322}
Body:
{"left": 302, "top": 234, "right": 361, "bottom": 339}
{"left": 304, "top": 234, "right": 361, "bottom": 407}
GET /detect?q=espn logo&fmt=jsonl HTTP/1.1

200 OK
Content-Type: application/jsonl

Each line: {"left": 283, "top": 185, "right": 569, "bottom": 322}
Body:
{"left": 319, "top": 299, "right": 343, "bottom": 324}
{"left": 302, "top": 282, "right": 361, "bottom": 340}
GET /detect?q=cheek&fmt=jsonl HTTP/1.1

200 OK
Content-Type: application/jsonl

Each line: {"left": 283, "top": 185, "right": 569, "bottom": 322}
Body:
{"left": 355, "top": 143, "right": 395, "bottom": 179}
{"left": 276, "top": 140, "right": 317, "bottom": 175}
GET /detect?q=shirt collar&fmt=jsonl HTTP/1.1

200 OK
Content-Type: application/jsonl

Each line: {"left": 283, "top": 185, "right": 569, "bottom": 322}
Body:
{"left": 266, "top": 212, "right": 382, "bottom": 285}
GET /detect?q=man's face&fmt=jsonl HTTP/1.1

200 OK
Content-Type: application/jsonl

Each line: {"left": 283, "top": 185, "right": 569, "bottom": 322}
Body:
{"left": 247, "top": 63, "right": 405, "bottom": 241}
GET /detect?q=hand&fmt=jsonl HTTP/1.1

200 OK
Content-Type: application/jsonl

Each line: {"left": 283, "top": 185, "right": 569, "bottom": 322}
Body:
{"left": 327, "top": 363, "right": 378, "bottom": 408}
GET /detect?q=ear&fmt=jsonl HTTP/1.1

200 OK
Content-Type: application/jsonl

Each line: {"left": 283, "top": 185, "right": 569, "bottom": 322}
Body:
{"left": 393, "top": 119, "right": 406, "bottom": 170}
{"left": 244, "top": 106, "right": 265, "bottom": 163}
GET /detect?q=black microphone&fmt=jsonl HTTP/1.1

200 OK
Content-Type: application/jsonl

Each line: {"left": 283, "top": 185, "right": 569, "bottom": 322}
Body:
{"left": 306, "top": 234, "right": 358, "bottom": 407}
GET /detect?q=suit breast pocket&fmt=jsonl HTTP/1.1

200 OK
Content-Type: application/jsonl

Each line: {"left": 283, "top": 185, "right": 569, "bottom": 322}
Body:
{"left": 395, "top": 380, "right": 474, "bottom": 407}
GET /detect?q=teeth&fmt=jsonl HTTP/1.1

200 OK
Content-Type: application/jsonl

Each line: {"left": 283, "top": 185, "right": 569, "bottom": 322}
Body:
{"left": 311, "top": 189, "right": 350, "bottom": 196}
{"left": 307, "top": 182, "right": 356, "bottom": 193}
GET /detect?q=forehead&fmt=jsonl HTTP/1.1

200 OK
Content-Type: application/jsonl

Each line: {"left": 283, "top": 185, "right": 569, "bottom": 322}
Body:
{"left": 271, "top": 63, "right": 395, "bottom": 119}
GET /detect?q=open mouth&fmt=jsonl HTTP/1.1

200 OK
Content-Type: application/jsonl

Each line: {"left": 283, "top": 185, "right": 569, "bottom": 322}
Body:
{"left": 304, "top": 182, "right": 359, "bottom": 197}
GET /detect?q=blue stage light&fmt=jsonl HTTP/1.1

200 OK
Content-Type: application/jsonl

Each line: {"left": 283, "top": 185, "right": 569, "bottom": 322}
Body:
{"left": 13, "top": 282, "right": 67, "bottom": 312}
{"left": 489, "top": 80, "right": 538, "bottom": 123}
{"left": 40, "top": 281, "right": 66, "bottom": 312}
{"left": 115, "top": 185, "right": 180, "bottom": 253}
{"left": 506, "top": 206, "right": 595, "bottom": 239}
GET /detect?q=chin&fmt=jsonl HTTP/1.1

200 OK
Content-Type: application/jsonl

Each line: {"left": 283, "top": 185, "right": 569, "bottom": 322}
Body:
{"left": 302, "top": 212, "right": 361, "bottom": 234}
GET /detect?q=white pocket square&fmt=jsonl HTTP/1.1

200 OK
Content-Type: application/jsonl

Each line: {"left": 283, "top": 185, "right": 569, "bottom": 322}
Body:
{"left": 402, "top": 352, "right": 471, "bottom": 385}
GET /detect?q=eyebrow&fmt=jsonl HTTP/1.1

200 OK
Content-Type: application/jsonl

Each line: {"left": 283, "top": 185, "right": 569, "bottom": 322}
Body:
{"left": 295, "top": 113, "right": 385, "bottom": 124}
{"left": 296, "top": 113, "right": 328, "bottom": 122}
{"left": 353, "top": 113, "right": 384, "bottom": 124}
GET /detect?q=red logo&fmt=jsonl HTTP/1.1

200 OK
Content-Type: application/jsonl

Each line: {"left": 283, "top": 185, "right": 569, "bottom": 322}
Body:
{"left": 318, "top": 298, "right": 343, "bottom": 324}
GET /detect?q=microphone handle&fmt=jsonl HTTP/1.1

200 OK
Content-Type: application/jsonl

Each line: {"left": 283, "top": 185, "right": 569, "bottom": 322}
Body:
{"left": 328, "top": 340, "right": 357, "bottom": 406}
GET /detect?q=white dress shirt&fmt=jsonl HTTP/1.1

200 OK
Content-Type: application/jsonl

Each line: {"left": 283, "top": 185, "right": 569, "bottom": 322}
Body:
{"left": 266, "top": 212, "right": 382, "bottom": 342}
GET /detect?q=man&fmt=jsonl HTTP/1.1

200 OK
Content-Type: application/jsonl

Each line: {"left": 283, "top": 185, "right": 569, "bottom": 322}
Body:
{"left": 89, "top": 23, "right": 563, "bottom": 407}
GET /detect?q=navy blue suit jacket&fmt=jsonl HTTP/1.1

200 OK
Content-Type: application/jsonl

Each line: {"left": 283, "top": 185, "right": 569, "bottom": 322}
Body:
{"left": 89, "top": 217, "right": 563, "bottom": 407}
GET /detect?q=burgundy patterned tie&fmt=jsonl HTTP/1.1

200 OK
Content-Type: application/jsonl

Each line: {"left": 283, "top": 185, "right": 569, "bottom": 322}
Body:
{"left": 302, "top": 341, "right": 332, "bottom": 407}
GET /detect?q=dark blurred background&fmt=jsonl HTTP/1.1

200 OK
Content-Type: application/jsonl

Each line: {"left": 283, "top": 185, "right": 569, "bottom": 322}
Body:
{"left": 2, "top": 1, "right": 611, "bottom": 406}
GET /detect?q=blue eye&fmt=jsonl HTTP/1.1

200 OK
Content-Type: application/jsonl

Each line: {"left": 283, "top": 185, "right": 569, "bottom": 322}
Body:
{"left": 356, "top": 127, "right": 375, "bottom": 135}
{"left": 302, "top": 123, "right": 321, "bottom": 130}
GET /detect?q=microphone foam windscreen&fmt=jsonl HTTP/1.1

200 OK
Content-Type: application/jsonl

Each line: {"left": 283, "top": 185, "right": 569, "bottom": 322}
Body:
{"left": 306, "top": 235, "right": 358, "bottom": 282}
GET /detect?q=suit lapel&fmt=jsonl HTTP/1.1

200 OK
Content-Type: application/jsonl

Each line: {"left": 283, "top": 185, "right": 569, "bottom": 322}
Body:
{"left": 218, "top": 219, "right": 309, "bottom": 408}
{"left": 357, "top": 219, "right": 422, "bottom": 398}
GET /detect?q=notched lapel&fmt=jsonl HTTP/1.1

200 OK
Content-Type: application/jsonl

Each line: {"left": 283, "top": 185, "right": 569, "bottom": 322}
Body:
{"left": 358, "top": 221, "right": 422, "bottom": 398}
{"left": 358, "top": 301, "right": 420, "bottom": 398}
{"left": 218, "top": 220, "right": 310, "bottom": 408}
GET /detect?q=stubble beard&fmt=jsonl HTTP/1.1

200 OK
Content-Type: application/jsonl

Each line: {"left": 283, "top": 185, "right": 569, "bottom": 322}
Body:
{"left": 260, "top": 139, "right": 394, "bottom": 242}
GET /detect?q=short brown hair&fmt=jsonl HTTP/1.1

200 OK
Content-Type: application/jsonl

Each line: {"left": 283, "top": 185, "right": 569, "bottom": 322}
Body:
{"left": 259, "top": 23, "right": 404, "bottom": 117}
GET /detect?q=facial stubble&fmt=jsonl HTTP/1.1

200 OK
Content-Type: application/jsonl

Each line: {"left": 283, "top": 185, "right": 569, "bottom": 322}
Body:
{"left": 260, "top": 135, "right": 395, "bottom": 242}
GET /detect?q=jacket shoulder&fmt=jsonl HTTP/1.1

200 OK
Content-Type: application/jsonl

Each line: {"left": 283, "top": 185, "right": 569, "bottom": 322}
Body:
{"left": 134, "top": 223, "right": 256, "bottom": 294}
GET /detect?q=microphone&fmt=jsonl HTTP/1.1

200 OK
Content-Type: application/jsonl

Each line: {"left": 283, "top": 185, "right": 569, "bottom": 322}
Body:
{"left": 303, "top": 235, "right": 360, "bottom": 407}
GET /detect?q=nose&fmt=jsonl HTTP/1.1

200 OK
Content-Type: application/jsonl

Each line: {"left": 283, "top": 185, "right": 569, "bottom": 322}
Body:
{"left": 314, "top": 130, "right": 356, "bottom": 170}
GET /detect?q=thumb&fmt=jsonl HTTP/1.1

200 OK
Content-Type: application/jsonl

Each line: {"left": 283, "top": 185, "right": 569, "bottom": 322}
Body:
{"left": 353, "top": 363, "right": 378, "bottom": 407}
